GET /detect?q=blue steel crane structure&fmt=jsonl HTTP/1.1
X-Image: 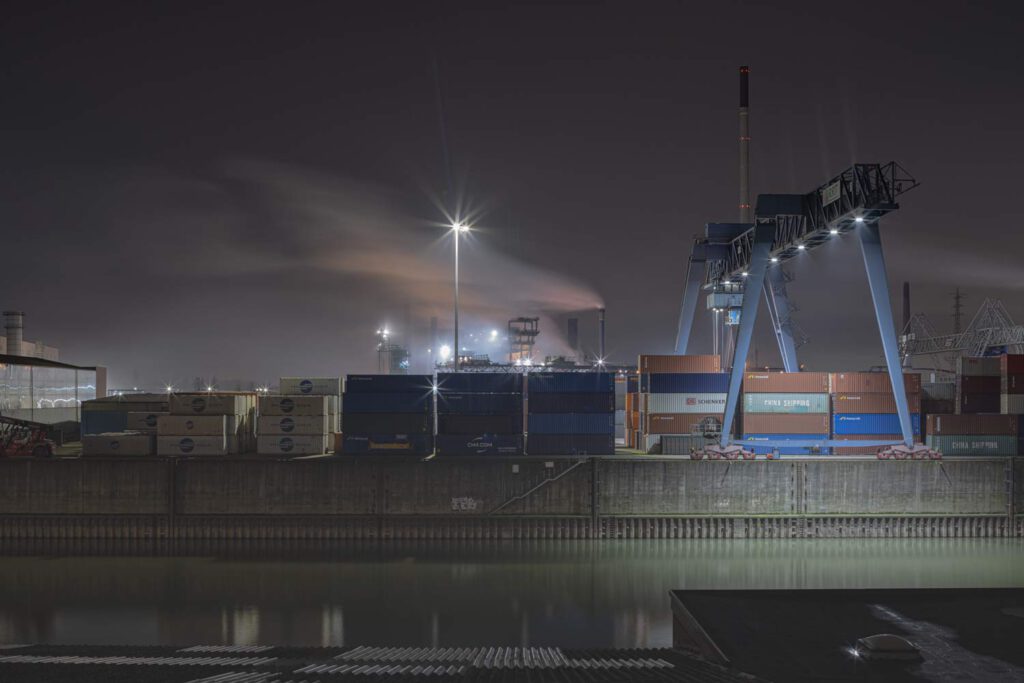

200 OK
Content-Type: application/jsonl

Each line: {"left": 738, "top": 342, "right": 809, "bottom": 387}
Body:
{"left": 675, "top": 162, "right": 936, "bottom": 459}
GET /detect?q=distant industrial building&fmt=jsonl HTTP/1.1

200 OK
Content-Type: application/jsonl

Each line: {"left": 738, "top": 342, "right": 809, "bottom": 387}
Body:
{"left": 0, "top": 311, "right": 59, "bottom": 360}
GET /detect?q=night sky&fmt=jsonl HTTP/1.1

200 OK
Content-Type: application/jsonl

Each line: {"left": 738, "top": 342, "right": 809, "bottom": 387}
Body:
{"left": 3, "top": 1, "right": 1023, "bottom": 389}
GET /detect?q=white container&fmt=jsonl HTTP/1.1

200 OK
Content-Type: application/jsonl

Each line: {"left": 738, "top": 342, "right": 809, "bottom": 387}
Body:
{"left": 157, "top": 435, "right": 236, "bottom": 456}
{"left": 257, "top": 414, "right": 329, "bottom": 435}
{"left": 645, "top": 393, "right": 727, "bottom": 414}
{"left": 1001, "top": 394, "right": 1024, "bottom": 414}
{"left": 82, "top": 433, "right": 155, "bottom": 456}
{"left": 170, "top": 393, "right": 247, "bottom": 416}
{"left": 258, "top": 395, "right": 328, "bottom": 416}
{"left": 279, "top": 377, "right": 342, "bottom": 396}
{"left": 125, "top": 411, "right": 168, "bottom": 432}
{"left": 157, "top": 415, "right": 234, "bottom": 436}
{"left": 257, "top": 434, "right": 328, "bottom": 456}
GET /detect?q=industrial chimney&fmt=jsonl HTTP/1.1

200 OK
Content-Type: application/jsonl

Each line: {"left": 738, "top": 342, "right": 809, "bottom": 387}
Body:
{"left": 598, "top": 308, "right": 606, "bottom": 363}
{"left": 567, "top": 318, "right": 579, "bottom": 356}
{"left": 739, "top": 65, "right": 751, "bottom": 223}
{"left": 4, "top": 311, "right": 24, "bottom": 357}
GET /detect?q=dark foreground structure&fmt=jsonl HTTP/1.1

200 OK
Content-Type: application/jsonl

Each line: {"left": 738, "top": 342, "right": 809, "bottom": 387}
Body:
{"left": 0, "top": 456, "right": 1021, "bottom": 539}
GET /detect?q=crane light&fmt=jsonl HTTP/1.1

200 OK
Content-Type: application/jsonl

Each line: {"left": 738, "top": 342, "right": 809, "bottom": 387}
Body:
{"left": 797, "top": 244, "right": 806, "bottom": 251}
{"left": 854, "top": 217, "right": 865, "bottom": 224}
{"left": 830, "top": 228, "right": 839, "bottom": 235}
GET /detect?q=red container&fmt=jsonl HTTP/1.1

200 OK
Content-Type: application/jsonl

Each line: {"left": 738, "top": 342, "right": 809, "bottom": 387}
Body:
{"left": 1001, "top": 355, "right": 1024, "bottom": 375}
{"left": 830, "top": 372, "right": 922, "bottom": 394}
{"left": 926, "top": 414, "right": 1019, "bottom": 436}
{"left": 959, "top": 375, "right": 1001, "bottom": 394}
{"left": 638, "top": 355, "right": 720, "bottom": 373}
{"left": 832, "top": 393, "right": 921, "bottom": 414}
{"left": 741, "top": 372, "right": 830, "bottom": 393}
{"left": 958, "top": 357, "right": 1001, "bottom": 377}
{"left": 958, "top": 393, "right": 1001, "bottom": 414}
{"left": 742, "top": 413, "right": 830, "bottom": 435}
{"left": 1001, "top": 374, "right": 1024, "bottom": 395}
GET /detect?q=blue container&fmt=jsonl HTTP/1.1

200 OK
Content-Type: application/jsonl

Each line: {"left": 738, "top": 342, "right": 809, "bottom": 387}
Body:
{"left": 437, "top": 393, "right": 523, "bottom": 415}
{"left": 436, "top": 373, "right": 523, "bottom": 393}
{"left": 526, "top": 434, "right": 614, "bottom": 455}
{"left": 527, "top": 372, "right": 615, "bottom": 394}
{"left": 528, "top": 392, "right": 615, "bottom": 414}
{"left": 344, "top": 375, "right": 434, "bottom": 394}
{"left": 81, "top": 410, "right": 128, "bottom": 435}
{"left": 741, "top": 433, "right": 831, "bottom": 455}
{"left": 642, "top": 373, "right": 730, "bottom": 394}
{"left": 626, "top": 375, "right": 639, "bottom": 393}
{"left": 527, "top": 413, "right": 615, "bottom": 435}
{"left": 438, "top": 413, "right": 522, "bottom": 434}
{"left": 435, "top": 434, "right": 524, "bottom": 456}
{"left": 832, "top": 413, "right": 921, "bottom": 436}
{"left": 342, "top": 434, "right": 433, "bottom": 455}
{"left": 342, "top": 392, "right": 432, "bottom": 413}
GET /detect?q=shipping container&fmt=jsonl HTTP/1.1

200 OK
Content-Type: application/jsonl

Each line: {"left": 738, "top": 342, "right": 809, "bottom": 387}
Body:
{"left": 124, "top": 412, "right": 167, "bottom": 432}
{"left": 626, "top": 375, "right": 639, "bottom": 393}
{"left": 743, "top": 413, "right": 830, "bottom": 435}
{"left": 279, "top": 377, "right": 342, "bottom": 396}
{"left": 527, "top": 413, "right": 615, "bottom": 435}
{"left": 438, "top": 413, "right": 522, "bottom": 434}
{"left": 922, "top": 399, "right": 956, "bottom": 415}
{"left": 957, "top": 356, "right": 1001, "bottom": 377}
{"left": 1001, "top": 374, "right": 1024, "bottom": 395}
{"left": 638, "top": 355, "right": 720, "bottom": 374}
{"left": 81, "top": 432, "right": 155, "bottom": 456}
{"left": 342, "top": 434, "right": 432, "bottom": 455}
{"left": 526, "top": 433, "right": 614, "bottom": 455}
{"left": 926, "top": 434, "right": 1017, "bottom": 456}
{"left": 830, "top": 372, "right": 922, "bottom": 394}
{"left": 927, "top": 413, "right": 1019, "bottom": 436}
{"left": 641, "top": 373, "right": 730, "bottom": 394}
{"left": 1001, "top": 354, "right": 1024, "bottom": 375}
{"left": 259, "top": 395, "right": 329, "bottom": 416}
{"left": 741, "top": 434, "right": 830, "bottom": 455}
{"left": 527, "top": 372, "right": 615, "bottom": 394}
{"left": 742, "top": 372, "right": 830, "bottom": 393}
{"left": 81, "top": 395, "right": 168, "bottom": 413}
{"left": 344, "top": 375, "right": 434, "bottom": 394}
{"left": 434, "top": 434, "right": 524, "bottom": 455}
{"left": 341, "top": 392, "right": 432, "bottom": 413}
{"left": 921, "top": 383, "right": 956, "bottom": 401}
{"left": 743, "top": 393, "right": 829, "bottom": 414}
{"left": 157, "top": 435, "right": 235, "bottom": 456}
{"left": 959, "top": 375, "right": 1000, "bottom": 394}
{"left": 257, "top": 434, "right": 329, "bottom": 455}
{"left": 341, "top": 413, "right": 431, "bottom": 434}
{"left": 528, "top": 392, "right": 614, "bottom": 414}
{"left": 157, "top": 415, "right": 233, "bottom": 437}
{"left": 644, "top": 413, "right": 723, "bottom": 435}
{"left": 832, "top": 393, "right": 921, "bottom": 414}
{"left": 437, "top": 392, "right": 522, "bottom": 415}
{"left": 645, "top": 393, "right": 726, "bottom": 414}
{"left": 81, "top": 411, "right": 128, "bottom": 435}
{"left": 1003, "top": 395, "right": 1024, "bottom": 414}
{"left": 436, "top": 373, "right": 523, "bottom": 393}
{"left": 832, "top": 413, "right": 921, "bottom": 435}
{"left": 614, "top": 409, "right": 626, "bottom": 426}
{"left": 169, "top": 393, "right": 249, "bottom": 416}
{"left": 257, "top": 414, "right": 329, "bottom": 435}
{"left": 661, "top": 434, "right": 713, "bottom": 455}
{"left": 958, "top": 394, "right": 1000, "bottom": 414}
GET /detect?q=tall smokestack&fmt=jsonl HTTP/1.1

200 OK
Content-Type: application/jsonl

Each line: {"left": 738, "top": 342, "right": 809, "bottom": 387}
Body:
{"left": 567, "top": 318, "right": 579, "bottom": 355}
{"left": 598, "top": 308, "right": 606, "bottom": 363}
{"left": 902, "top": 282, "right": 911, "bottom": 332}
{"left": 4, "top": 311, "right": 24, "bottom": 357}
{"left": 739, "top": 65, "right": 751, "bottom": 223}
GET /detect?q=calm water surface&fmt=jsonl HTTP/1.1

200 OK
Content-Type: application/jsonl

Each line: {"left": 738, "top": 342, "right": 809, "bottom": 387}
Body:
{"left": 0, "top": 539, "right": 1021, "bottom": 648}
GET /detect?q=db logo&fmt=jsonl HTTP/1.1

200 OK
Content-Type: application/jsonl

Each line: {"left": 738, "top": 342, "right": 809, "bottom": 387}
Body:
{"left": 179, "top": 438, "right": 195, "bottom": 453}
{"left": 279, "top": 437, "right": 294, "bottom": 452}
{"left": 190, "top": 397, "right": 206, "bottom": 413}
{"left": 280, "top": 417, "right": 295, "bottom": 433}
{"left": 299, "top": 380, "right": 313, "bottom": 394}
{"left": 686, "top": 397, "right": 697, "bottom": 405}
{"left": 145, "top": 414, "right": 158, "bottom": 428}
{"left": 280, "top": 398, "right": 295, "bottom": 413}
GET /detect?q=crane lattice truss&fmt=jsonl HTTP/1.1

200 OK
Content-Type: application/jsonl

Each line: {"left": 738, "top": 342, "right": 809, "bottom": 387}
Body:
{"left": 674, "top": 162, "right": 925, "bottom": 453}
{"left": 901, "top": 299, "right": 1024, "bottom": 359}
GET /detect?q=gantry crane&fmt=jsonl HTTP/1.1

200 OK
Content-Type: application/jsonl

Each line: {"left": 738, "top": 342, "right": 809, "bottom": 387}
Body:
{"left": 675, "top": 162, "right": 938, "bottom": 459}
{"left": 901, "top": 298, "right": 1024, "bottom": 364}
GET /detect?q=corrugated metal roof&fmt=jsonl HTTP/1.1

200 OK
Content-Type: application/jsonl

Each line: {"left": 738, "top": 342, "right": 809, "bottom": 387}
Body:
{"left": 0, "top": 353, "right": 97, "bottom": 371}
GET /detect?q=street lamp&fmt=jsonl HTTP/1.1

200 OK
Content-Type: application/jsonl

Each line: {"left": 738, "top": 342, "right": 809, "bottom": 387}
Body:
{"left": 451, "top": 222, "right": 469, "bottom": 371}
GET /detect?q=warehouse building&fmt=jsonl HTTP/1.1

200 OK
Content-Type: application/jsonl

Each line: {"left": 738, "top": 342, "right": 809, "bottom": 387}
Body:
{"left": 0, "top": 355, "right": 106, "bottom": 424}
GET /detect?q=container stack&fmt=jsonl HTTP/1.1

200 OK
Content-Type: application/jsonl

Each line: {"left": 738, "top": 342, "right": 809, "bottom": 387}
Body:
{"left": 625, "top": 374, "right": 639, "bottom": 449}
{"left": 435, "top": 373, "right": 524, "bottom": 455}
{"left": 81, "top": 431, "right": 156, "bottom": 457}
{"left": 741, "top": 372, "right": 830, "bottom": 455}
{"left": 157, "top": 392, "right": 257, "bottom": 456}
{"left": 830, "top": 372, "right": 922, "bottom": 454}
{"left": 956, "top": 357, "right": 1001, "bottom": 414}
{"left": 925, "top": 414, "right": 1018, "bottom": 456}
{"left": 257, "top": 395, "right": 330, "bottom": 456}
{"left": 342, "top": 375, "right": 434, "bottom": 455}
{"left": 1000, "top": 354, "right": 1024, "bottom": 415}
{"left": 637, "top": 355, "right": 722, "bottom": 454}
{"left": 526, "top": 372, "right": 615, "bottom": 455}
{"left": 81, "top": 394, "right": 169, "bottom": 438}
{"left": 921, "top": 381, "right": 956, "bottom": 418}
{"left": 614, "top": 375, "right": 627, "bottom": 446}
{"left": 280, "top": 377, "right": 341, "bottom": 435}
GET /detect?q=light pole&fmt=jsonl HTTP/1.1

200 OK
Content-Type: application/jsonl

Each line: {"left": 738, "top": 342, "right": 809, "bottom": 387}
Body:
{"left": 451, "top": 222, "right": 468, "bottom": 371}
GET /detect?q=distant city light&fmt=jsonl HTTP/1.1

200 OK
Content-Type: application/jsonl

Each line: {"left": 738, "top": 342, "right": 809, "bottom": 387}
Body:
{"left": 489, "top": 329, "right": 498, "bottom": 340}
{"left": 165, "top": 386, "right": 173, "bottom": 393}
{"left": 438, "top": 345, "right": 452, "bottom": 361}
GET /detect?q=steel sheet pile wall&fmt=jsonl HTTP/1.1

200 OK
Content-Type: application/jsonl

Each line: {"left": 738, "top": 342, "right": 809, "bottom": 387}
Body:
{"left": 636, "top": 355, "right": 722, "bottom": 454}
{"left": 926, "top": 414, "right": 1019, "bottom": 456}
{"left": 831, "top": 372, "right": 922, "bottom": 454}
{"left": 435, "top": 373, "right": 524, "bottom": 455}
{"left": 526, "top": 372, "right": 615, "bottom": 454}
{"left": 158, "top": 393, "right": 257, "bottom": 456}
{"left": 957, "top": 357, "right": 1001, "bottom": 414}
{"left": 80, "top": 394, "right": 169, "bottom": 456}
{"left": 257, "top": 395, "right": 331, "bottom": 456}
{"left": 742, "top": 372, "right": 831, "bottom": 455}
{"left": 342, "top": 375, "right": 434, "bottom": 455}
{"left": 1000, "top": 355, "right": 1024, "bottom": 415}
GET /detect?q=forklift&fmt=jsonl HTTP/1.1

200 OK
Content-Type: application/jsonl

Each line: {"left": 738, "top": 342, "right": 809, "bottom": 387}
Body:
{"left": 0, "top": 414, "right": 56, "bottom": 457}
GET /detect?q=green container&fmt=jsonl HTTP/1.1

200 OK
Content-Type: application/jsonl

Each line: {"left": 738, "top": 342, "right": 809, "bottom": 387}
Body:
{"left": 743, "top": 393, "right": 829, "bottom": 414}
{"left": 926, "top": 434, "right": 1017, "bottom": 456}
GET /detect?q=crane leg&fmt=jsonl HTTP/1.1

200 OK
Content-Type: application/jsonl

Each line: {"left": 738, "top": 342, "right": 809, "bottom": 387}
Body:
{"left": 763, "top": 266, "right": 800, "bottom": 372}
{"left": 675, "top": 245, "right": 707, "bottom": 354}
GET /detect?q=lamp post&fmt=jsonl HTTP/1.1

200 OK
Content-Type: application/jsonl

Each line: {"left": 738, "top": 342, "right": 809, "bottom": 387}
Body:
{"left": 451, "top": 222, "right": 468, "bottom": 371}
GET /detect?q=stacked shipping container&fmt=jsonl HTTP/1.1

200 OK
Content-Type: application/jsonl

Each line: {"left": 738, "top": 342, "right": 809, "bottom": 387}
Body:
{"left": 526, "top": 372, "right": 615, "bottom": 454}
{"left": 342, "top": 375, "right": 434, "bottom": 455}
{"left": 637, "top": 355, "right": 722, "bottom": 454}
{"left": 926, "top": 414, "right": 1018, "bottom": 455}
{"left": 435, "top": 373, "right": 524, "bottom": 455}
{"left": 742, "top": 372, "right": 830, "bottom": 455}
{"left": 257, "top": 395, "right": 331, "bottom": 456}
{"left": 1000, "top": 355, "right": 1024, "bottom": 415}
{"left": 957, "top": 357, "right": 1001, "bottom": 414}
{"left": 157, "top": 393, "right": 257, "bottom": 456}
{"left": 830, "top": 372, "right": 921, "bottom": 454}
{"left": 625, "top": 374, "right": 639, "bottom": 449}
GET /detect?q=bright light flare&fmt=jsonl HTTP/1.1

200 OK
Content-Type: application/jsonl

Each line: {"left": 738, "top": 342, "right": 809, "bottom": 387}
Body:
{"left": 830, "top": 228, "right": 839, "bottom": 235}
{"left": 854, "top": 217, "right": 865, "bottom": 224}
{"left": 452, "top": 222, "right": 469, "bottom": 234}
{"left": 438, "top": 345, "right": 452, "bottom": 361}
{"left": 770, "top": 257, "right": 779, "bottom": 263}
{"left": 797, "top": 244, "right": 806, "bottom": 251}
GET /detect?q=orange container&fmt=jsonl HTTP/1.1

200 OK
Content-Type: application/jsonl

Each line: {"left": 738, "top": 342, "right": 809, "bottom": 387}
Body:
{"left": 741, "top": 372, "right": 830, "bottom": 393}
{"left": 638, "top": 354, "right": 721, "bottom": 374}
{"left": 830, "top": 372, "right": 922, "bottom": 394}
{"left": 742, "top": 413, "right": 829, "bottom": 435}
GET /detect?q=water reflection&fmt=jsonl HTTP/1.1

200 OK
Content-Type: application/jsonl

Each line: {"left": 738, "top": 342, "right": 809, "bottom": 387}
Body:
{"left": 0, "top": 539, "right": 1020, "bottom": 647}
